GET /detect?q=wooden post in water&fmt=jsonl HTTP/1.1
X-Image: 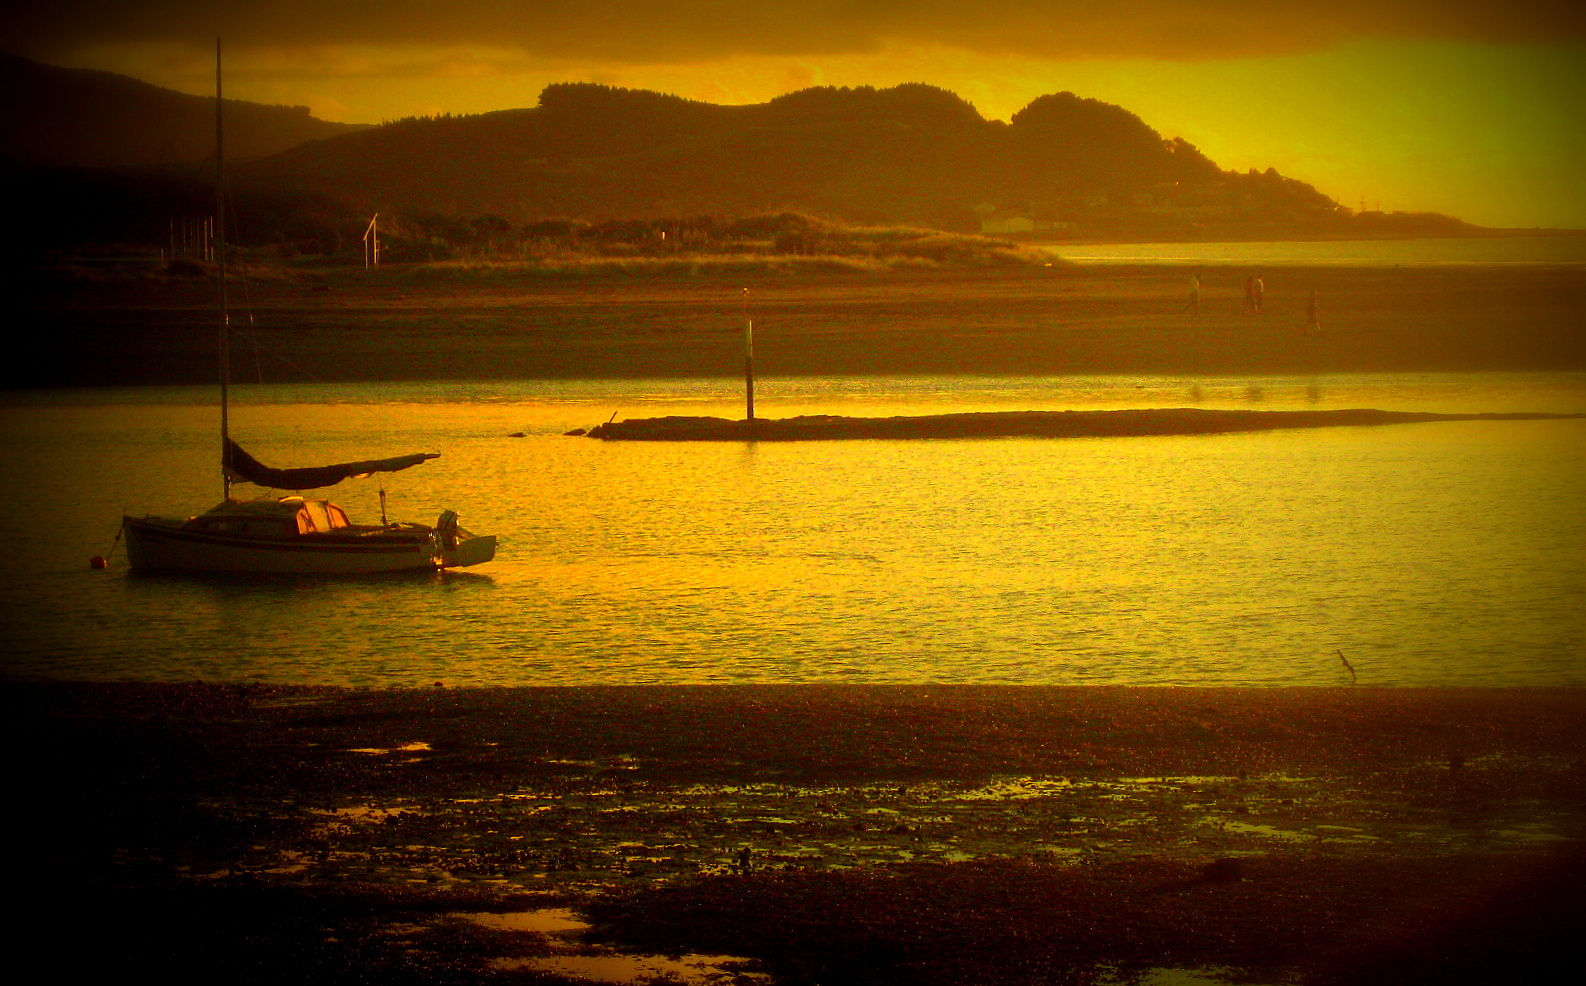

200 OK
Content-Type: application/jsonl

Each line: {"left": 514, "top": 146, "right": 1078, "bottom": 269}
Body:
{"left": 742, "top": 287, "right": 755, "bottom": 422}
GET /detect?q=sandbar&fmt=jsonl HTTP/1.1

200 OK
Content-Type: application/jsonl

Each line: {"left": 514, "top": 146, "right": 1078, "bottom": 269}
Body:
{"left": 586, "top": 407, "right": 1585, "bottom": 440}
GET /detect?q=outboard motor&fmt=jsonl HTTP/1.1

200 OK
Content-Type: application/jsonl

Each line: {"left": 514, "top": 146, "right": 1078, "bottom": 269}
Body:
{"left": 434, "top": 509, "right": 495, "bottom": 568}
{"left": 435, "top": 510, "right": 460, "bottom": 550}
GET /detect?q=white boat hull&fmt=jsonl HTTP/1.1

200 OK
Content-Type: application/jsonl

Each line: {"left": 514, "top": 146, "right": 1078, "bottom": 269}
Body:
{"left": 122, "top": 516, "right": 493, "bottom": 575}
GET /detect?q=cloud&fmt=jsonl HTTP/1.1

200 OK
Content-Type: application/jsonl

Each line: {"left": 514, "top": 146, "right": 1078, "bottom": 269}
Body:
{"left": 6, "top": 1, "right": 1583, "bottom": 65}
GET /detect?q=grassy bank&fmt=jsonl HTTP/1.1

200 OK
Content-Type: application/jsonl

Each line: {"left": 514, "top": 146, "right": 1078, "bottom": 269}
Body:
{"left": 14, "top": 260, "right": 1586, "bottom": 388}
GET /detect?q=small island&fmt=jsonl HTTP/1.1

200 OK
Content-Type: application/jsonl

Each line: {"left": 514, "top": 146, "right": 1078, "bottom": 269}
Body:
{"left": 584, "top": 408, "right": 1585, "bottom": 441}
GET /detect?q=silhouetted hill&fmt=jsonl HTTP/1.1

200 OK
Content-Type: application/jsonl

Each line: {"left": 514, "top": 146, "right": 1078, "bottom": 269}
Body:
{"left": 0, "top": 52, "right": 368, "bottom": 166}
{"left": 240, "top": 81, "right": 1434, "bottom": 240}
{"left": 238, "top": 83, "right": 999, "bottom": 228}
{"left": 12, "top": 73, "right": 1484, "bottom": 257}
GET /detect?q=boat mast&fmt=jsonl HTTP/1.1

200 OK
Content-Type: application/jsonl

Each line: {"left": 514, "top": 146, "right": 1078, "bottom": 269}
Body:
{"left": 216, "top": 38, "right": 231, "bottom": 501}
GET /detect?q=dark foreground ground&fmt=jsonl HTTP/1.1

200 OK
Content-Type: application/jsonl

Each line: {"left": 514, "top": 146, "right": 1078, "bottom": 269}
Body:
{"left": 7, "top": 682, "right": 1583, "bottom": 985}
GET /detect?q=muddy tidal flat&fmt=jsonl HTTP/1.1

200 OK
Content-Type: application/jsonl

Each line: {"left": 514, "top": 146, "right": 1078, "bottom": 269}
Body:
{"left": 10, "top": 683, "right": 1583, "bottom": 985}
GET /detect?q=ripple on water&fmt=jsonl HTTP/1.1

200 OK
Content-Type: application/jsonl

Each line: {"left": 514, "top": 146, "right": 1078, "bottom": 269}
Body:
{"left": 5, "top": 374, "right": 1582, "bottom": 686}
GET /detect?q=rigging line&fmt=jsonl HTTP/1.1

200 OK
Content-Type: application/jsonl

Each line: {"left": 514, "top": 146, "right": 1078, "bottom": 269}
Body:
{"left": 209, "top": 205, "right": 430, "bottom": 444}
{"left": 200, "top": 238, "right": 348, "bottom": 390}
{"left": 223, "top": 314, "right": 327, "bottom": 384}
{"left": 223, "top": 193, "right": 265, "bottom": 385}
{"left": 223, "top": 320, "right": 436, "bottom": 454}
{"left": 224, "top": 334, "right": 428, "bottom": 444}
{"left": 103, "top": 514, "right": 128, "bottom": 561}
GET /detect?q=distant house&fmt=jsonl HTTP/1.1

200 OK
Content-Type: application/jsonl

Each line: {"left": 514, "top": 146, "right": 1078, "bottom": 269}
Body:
{"left": 980, "top": 214, "right": 1035, "bottom": 235}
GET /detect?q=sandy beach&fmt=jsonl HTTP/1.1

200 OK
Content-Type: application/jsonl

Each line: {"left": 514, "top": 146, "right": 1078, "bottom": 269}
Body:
{"left": 18, "top": 262, "right": 1586, "bottom": 387}
{"left": 10, "top": 682, "right": 1582, "bottom": 985}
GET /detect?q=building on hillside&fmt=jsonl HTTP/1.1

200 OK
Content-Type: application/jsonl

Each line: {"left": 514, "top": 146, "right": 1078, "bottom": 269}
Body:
{"left": 980, "top": 213, "right": 1036, "bottom": 235}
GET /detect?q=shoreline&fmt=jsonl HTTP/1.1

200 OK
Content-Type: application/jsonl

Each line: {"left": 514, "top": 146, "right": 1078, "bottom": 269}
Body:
{"left": 12, "top": 681, "right": 1584, "bottom": 985}
{"left": 1035, "top": 228, "right": 1586, "bottom": 243}
{"left": 17, "top": 262, "right": 1586, "bottom": 387}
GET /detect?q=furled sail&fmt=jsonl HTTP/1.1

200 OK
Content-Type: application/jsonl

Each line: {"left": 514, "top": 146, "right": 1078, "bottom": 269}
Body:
{"left": 224, "top": 439, "right": 438, "bottom": 490}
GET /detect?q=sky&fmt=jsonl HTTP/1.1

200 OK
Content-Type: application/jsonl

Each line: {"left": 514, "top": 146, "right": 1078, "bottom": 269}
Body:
{"left": 5, "top": 1, "right": 1584, "bottom": 228}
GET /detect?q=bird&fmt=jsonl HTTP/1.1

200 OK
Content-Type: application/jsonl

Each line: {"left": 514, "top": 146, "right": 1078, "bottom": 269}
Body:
{"left": 1337, "top": 650, "right": 1357, "bottom": 683}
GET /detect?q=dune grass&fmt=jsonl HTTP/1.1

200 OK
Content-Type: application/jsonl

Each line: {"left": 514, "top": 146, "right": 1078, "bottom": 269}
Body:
{"left": 395, "top": 224, "right": 1053, "bottom": 281}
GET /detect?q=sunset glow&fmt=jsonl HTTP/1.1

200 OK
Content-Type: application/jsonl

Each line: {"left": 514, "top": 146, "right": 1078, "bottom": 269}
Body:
{"left": 7, "top": 7, "right": 1586, "bottom": 980}
{"left": 5, "top": 1, "right": 1584, "bottom": 228}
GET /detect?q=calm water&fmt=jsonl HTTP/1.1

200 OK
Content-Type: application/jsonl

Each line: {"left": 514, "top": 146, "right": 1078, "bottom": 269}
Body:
{"left": 2, "top": 373, "right": 1583, "bottom": 687}
{"left": 1045, "top": 235, "right": 1586, "bottom": 267}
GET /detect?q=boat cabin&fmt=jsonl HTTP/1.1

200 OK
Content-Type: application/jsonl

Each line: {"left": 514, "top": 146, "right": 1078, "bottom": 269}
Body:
{"left": 182, "top": 497, "right": 356, "bottom": 539}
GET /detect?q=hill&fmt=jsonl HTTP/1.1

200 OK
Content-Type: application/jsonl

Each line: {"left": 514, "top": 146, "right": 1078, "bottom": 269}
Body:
{"left": 237, "top": 81, "right": 1480, "bottom": 245}
{"left": 6, "top": 65, "right": 1482, "bottom": 258}
{"left": 240, "top": 82, "right": 1367, "bottom": 239}
{"left": 0, "top": 52, "right": 367, "bottom": 167}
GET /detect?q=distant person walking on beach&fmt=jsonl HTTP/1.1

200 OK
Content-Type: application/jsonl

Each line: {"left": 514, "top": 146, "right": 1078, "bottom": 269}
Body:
{"left": 1185, "top": 273, "right": 1201, "bottom": 314}
{"left": 1304, "top": 289, "right": 1321, "bottom": 335}
{"left": 1252, "top": 274, "right": 1265, "bottom": 312}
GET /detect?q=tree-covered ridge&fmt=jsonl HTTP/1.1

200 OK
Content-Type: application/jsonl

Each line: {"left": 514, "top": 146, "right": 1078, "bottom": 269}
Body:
{"left": 9, "top": 61, "right": 1481, "bottom": 257}
{"left": 237, "top": 79, "right": 1375, "bottom": 237}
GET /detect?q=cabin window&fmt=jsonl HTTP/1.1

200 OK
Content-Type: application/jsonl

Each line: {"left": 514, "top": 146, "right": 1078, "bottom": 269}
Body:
{"left": 296, "top": 500, "right": 349, "bottom": 533}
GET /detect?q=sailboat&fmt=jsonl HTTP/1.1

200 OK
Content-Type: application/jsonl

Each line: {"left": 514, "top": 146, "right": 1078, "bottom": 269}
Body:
{"left": 121, "top": 42, "right": 495, "bottom": 575}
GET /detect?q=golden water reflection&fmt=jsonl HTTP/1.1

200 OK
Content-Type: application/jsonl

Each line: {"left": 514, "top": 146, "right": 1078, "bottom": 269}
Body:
{"left": 1, "top": 374, "right": 1581, "bottom": 686}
